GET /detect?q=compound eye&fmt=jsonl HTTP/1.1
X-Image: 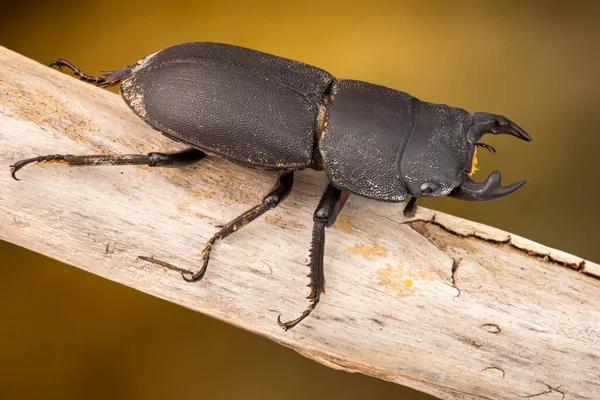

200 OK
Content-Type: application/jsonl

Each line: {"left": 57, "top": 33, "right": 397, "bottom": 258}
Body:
{"left": 420, "top": 182, "right": 438, "bottom": 195}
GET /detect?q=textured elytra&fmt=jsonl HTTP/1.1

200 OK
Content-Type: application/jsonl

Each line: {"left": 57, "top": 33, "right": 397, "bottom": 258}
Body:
{"left": 121, "top": 42, "right": 334, "bottom": 169}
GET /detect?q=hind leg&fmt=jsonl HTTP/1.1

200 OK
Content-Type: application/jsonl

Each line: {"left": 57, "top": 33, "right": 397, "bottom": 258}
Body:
{"left": 50, "top": 58, "right": 131, "bottom": 87}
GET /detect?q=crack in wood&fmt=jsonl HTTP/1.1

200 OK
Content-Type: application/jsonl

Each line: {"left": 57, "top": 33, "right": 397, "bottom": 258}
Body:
{"left": 451, "top": 257, "right": 461, "bottom": 298}
{"left": 483, "top": 366, "right": 505, "bottom": 379}
{"left": 404, "top": 215, "right": 599, "bottom": 281}
{"left": 521, "top": 382, "right": 565, "bottom": 400}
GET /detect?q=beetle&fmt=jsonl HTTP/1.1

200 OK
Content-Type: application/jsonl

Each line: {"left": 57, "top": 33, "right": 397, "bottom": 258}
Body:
{"left": 10, "top": 42, "right": 531, "bottom": 330}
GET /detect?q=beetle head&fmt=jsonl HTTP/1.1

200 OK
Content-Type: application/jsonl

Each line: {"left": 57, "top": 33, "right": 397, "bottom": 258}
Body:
{"left": 401, "top": 109, "right": 531, "bottom": 201}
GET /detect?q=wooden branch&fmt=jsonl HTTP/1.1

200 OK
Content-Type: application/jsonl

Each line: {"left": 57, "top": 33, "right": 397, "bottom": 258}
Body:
{"left": 1, "top": 46, "right": 599, "bottom": 400}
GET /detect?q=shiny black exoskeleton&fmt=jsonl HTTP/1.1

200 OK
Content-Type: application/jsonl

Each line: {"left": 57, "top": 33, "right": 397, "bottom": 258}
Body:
{"left": 11, "top": 42, "right": 531, "bottom": 330}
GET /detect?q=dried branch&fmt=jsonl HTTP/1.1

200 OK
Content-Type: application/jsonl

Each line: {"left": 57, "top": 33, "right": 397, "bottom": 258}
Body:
{"left": 1, "top": 47, "right": 598, "bottom": 400}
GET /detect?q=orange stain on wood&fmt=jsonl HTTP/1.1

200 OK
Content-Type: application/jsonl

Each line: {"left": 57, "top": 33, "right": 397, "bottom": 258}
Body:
{"left": 347, "top": 243, "right": 388, "bottom": 260}
{"left": 177, "top": 202, "right": 190, "bottom": 212}
{"left": 376, "top": 264, "right": 416, "bottom": 297}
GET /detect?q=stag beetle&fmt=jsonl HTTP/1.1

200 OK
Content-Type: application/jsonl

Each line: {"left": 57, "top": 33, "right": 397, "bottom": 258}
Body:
{"left": 10, "top": 42, "right": 531, "bottom": 330}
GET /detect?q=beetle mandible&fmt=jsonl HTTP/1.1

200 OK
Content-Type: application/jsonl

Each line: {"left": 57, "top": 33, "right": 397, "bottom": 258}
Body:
{"left": 10, "top": 42, "right": 531, "bottom": 330}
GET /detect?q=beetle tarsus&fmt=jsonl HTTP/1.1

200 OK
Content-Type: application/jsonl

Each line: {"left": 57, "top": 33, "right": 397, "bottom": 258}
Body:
{"left": 10, "top": 157, "right": 40, "bottom": 180}
{"left": 277, "top": 185, "right": 348, "bottom": 330}
{"left": 50, "top": 58, "right": 109, "bottom": 86}
{"left": 49, "top": 58, "right": 132, "bottom": 88}
{"left": 10, "top": 155, "right": 69, "bottom": 180}
{"left": 181, "top": 240, "right": 215, "bottom": 282}
{"left": 277, "top": 304, "right": 318, "bottom": 331}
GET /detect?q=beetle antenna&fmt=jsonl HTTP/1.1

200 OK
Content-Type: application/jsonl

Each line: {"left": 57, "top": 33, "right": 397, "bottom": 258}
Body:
{"left": 475, "top": 142, "right": 497, "bottom": 155}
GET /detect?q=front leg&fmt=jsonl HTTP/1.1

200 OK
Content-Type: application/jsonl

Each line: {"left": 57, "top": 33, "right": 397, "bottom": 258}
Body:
{"left": 278, "top": 184, "right": 349, "bottom": 331}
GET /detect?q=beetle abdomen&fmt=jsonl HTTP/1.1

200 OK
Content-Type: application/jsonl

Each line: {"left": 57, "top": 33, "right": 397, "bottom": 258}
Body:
{"left": 121, "top": 42, "right": 334, "bottom": 169}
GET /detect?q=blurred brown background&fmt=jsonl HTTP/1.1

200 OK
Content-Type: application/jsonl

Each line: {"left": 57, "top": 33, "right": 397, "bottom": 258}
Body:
{"left": 1, "top": 1, "right": 599, "bottom": 399}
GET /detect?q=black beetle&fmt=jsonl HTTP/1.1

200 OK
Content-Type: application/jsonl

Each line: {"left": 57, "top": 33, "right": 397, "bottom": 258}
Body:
{"left": 11, "top": 42, "right": 531, "bottom": 330}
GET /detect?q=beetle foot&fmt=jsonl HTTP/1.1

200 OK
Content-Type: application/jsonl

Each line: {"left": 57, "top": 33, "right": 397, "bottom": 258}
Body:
{"left": 10, "top": 155, "right": 70, "bottom": 180}
{"left": 49, "top": 59, "right": 131, "bottom": 87}
{"left": 277, "top": 300, "right": 319, "bottom": 331}
{"left": 10, "top": 157, "right": 39, "bottom": 181}
{"left": 181, "top": 243, "right": 213, "bottom": 282}
{"left": 50, "top": 58, "right": 110, "bottom": 86}
{"left": 276, "top": 266, "right": 323, "bottom": 331}
{"left": 181, "top": 267, "right": 208, "bottom": 282}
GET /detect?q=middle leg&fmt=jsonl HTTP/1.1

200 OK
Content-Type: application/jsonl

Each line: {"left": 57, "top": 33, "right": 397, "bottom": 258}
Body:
{"left": 182, "top": 171, "right": 294, "bottom": 282}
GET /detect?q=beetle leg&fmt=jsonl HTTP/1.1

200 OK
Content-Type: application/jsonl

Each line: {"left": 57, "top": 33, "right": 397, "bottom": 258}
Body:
{"left": 402, "top": 196, "right": 417, "bottom": 218}
{"left": 10, "top": 148, "right": 206, "bottom": 180}
{"left": 50, "top": 58, "right": 107, "bottom": 86}
{"left": 277, "top": 185, "right": 349, "bottom": 331}
{"left": 182, "top": 171, "right": 294, "bottom": 282}
{"left": 49, "top": 58, "right": 129, "bottom": 87}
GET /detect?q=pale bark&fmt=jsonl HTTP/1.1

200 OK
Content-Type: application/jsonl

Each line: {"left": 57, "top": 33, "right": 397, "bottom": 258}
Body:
{"left": 1, "top": 46, "right": 598, "bottom": 400}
